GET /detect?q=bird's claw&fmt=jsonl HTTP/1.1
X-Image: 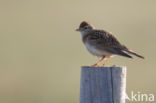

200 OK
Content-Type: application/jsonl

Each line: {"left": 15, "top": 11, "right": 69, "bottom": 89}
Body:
{"left": 91, "top": 63, "right": 99, "bottom": 66}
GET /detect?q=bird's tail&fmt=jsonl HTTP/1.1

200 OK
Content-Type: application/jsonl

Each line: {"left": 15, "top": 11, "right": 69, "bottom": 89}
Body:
{"left": 124, "top": 50, "right": 144, "bottom": 59}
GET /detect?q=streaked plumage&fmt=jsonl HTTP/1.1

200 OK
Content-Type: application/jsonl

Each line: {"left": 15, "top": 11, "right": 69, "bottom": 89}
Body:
{"left": 76, "top": 21, "right": 144, "bottom": 66}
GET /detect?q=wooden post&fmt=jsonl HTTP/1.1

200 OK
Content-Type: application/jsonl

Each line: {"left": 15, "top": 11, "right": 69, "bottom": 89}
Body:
{"left": 80, "top": 66, "right": 126, "bottom": 103}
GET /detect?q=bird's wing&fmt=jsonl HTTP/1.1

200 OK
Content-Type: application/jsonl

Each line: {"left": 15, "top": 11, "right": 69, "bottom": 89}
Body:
{"left": 87, "top": 30, "right": 132, "bottom": 58}
{"left": 88, "top": 30, "right": 126, "bottom": 49}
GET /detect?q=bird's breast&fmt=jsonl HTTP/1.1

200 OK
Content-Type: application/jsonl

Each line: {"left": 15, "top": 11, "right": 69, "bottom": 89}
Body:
{"left": 84, "top": 42, "right": 112, "bottom": 57}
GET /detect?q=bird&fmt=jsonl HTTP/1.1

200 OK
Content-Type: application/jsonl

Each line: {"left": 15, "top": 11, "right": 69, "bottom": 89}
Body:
{"left": 76, "top": 21, "right": 144, "bottom": 66}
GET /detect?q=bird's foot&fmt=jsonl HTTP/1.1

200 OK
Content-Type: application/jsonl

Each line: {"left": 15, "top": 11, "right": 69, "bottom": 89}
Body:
{"left": 102, "top": 64, "right": 106, "bottom": 66}
{"left": 91, "top": 63, "right": 99, "bottom": 66}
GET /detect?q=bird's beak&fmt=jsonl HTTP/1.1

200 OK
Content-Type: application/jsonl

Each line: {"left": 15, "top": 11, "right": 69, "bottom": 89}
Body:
{"left": 76, "top": 28, "right": 80, "bottom": 31}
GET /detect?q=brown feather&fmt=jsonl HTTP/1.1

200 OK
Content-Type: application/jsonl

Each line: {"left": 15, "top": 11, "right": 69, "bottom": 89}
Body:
{"left": 79, "top": 21, "right": 91, "bottom": 28}
{"left": 82, "top": 29, "right": 143, "bottom": 58}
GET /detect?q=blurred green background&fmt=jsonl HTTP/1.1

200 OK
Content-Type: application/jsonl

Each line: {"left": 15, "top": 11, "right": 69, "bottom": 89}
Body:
{"left": 0, "top": 0, "right": 156, "bottom": 103}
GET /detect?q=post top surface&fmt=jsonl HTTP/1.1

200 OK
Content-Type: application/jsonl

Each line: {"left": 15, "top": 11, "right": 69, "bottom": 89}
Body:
{"left": 81, "top": 65, "right": 126, "bottom": 68}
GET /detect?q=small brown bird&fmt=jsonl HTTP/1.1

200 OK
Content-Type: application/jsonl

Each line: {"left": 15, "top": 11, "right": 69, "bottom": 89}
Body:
{"left": 76, "top": 21, "right": 144, "bottom": 66}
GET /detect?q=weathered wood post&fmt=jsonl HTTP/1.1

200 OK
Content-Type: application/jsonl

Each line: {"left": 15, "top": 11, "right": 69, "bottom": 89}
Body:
{"left": 80, "top": 66, "right": 126, "bottom": 103}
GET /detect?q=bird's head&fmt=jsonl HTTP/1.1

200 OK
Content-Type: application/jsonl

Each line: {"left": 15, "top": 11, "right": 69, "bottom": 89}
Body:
{"left": 76, "top": 21, "right": 94, "bottom": 35}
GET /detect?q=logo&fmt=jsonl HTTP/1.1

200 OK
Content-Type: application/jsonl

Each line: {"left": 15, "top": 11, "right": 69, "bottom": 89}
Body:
{"left": 126, "top": 91, "right": 155, "bottom": 102}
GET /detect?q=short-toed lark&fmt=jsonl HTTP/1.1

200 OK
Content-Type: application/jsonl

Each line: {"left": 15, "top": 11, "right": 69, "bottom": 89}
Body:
{"left": 76, "top": 21, "right": 144, "bottom": 66}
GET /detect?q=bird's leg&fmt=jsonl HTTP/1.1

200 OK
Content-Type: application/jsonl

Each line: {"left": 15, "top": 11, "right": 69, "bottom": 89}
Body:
{"left": 103, "top": 56, "right": 110, "bottom": 66}
{"left": 92, "top": 56, "right": 105, "bottom": 66}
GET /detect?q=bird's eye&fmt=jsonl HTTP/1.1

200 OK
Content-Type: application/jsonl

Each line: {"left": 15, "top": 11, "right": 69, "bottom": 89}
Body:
{"left": 84, "top": 26, "right": 88, "bottom": 29}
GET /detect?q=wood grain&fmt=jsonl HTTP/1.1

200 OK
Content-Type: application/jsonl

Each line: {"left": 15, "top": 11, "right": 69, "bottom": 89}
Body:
{"left": 80, "top": 66, "right": 126, "bottom": 103}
